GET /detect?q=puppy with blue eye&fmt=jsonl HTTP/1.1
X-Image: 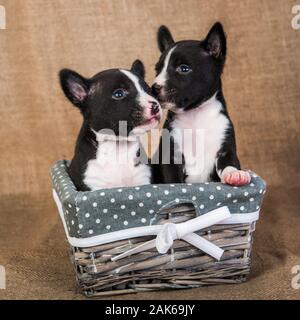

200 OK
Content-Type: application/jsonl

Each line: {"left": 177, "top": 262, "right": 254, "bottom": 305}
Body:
{"left": 59, "top": 60, "right": 162, "bottom": 191}
{"left": 152, "top": 22, "right": 251, "bottom": 186}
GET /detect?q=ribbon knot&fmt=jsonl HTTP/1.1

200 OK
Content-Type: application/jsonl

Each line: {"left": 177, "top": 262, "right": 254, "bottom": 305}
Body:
{"left": 111, "top": 206, "right": 232, "bottom": 262}
{"left": 156, "top": 223, "right": 179, "bottom": 254}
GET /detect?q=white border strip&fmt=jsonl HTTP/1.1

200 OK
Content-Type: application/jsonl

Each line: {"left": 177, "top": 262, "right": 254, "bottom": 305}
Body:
{"left": 53, "top": 189, "right": 259, "bottom": 248}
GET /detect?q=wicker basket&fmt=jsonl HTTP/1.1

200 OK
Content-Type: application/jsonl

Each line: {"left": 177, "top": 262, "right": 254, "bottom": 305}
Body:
{"left": 51, "top": 160, "right": 266, "bottom": 297}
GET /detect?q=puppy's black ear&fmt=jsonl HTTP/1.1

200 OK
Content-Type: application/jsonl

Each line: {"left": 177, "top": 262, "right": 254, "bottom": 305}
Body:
{"left": 157, "top": 25, "right": 175, "bottom": 52}
{"left": 131, "top": 59, "right": 145, "bottom": 79}
{"left": 59, "top": 69, "right": 89, "bottom": 108}
{"left": 204, "top": 22, "right": 226, "bottom": 59}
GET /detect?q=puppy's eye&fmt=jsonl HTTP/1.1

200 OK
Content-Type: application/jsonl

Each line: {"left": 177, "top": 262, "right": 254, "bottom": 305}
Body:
{"left": 112, "top": 89, "right": 128, "bottom": 100}
{"left": 176, "top": 64, "right": 192, "bottom": 74}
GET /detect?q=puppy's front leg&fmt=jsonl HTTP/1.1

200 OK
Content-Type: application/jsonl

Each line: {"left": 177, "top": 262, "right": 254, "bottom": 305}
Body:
{"left": 216, "top": 146, "right": 251, "bottom": 186}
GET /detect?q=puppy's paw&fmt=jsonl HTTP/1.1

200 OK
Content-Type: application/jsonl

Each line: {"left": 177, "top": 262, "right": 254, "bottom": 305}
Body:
{"left": 221, "top": 170, "right": 251, "bottom": 186}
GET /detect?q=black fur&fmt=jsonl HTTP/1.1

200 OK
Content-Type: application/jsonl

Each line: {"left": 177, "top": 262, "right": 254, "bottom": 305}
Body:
{"left": 59, "top": 60, "right": 159, "bottom": 190}
{"left": 157, "top": 25, "right": 175, "bottom": 53}
{"left": 152, "top": 23, "right": 241, "bottom": 183}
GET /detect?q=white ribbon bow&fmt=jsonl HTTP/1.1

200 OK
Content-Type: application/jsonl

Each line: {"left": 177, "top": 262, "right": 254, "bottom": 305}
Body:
{"left": 112, "top": 206, "right": 232, "bottom": 262}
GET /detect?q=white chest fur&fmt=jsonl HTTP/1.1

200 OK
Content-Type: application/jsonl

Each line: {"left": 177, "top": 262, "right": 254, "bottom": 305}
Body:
{"left": 171, "top": 95, "right": 229, "bottom": 183}
{"left": 83, "top": 139, "right": 151, "bottom": 190}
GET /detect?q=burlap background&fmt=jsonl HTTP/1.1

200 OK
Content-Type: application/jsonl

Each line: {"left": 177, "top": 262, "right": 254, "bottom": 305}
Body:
{"left": 0, "top": 0, "right": 299, "bottom": 299}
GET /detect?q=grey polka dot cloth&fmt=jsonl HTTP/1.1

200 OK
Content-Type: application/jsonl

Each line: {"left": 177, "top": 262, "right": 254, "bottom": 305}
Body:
{"left": 51, "top": 160, "right": 266, "bottom": 238}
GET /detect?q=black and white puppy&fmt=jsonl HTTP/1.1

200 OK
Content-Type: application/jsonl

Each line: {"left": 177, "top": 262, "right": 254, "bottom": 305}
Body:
{"left": 152, "top": 23, "right": 250, "bottom": 186}
{"left": 59, "top": 60, "right": 162, "bottom": 191}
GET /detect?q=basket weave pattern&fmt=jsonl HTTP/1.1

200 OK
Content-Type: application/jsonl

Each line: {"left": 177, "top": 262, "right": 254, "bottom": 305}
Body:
{"left": 72, "top": 208, "right": 254, "bottom": 297}
{"left": 51, "top": 161, "right": 266, "bottom": 297}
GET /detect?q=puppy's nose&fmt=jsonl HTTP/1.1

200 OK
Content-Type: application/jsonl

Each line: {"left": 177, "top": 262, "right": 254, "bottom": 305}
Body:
{"left": 152, "top": 83, "right": 162, "bottom": 96}
{"left": 150, "top": 101, "right": 160, "bottom": 115}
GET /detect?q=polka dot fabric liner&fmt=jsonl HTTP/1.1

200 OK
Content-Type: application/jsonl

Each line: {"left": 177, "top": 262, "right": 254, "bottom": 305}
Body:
{"left": 51, "top": 160, "right": 266, "bottom": 239}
